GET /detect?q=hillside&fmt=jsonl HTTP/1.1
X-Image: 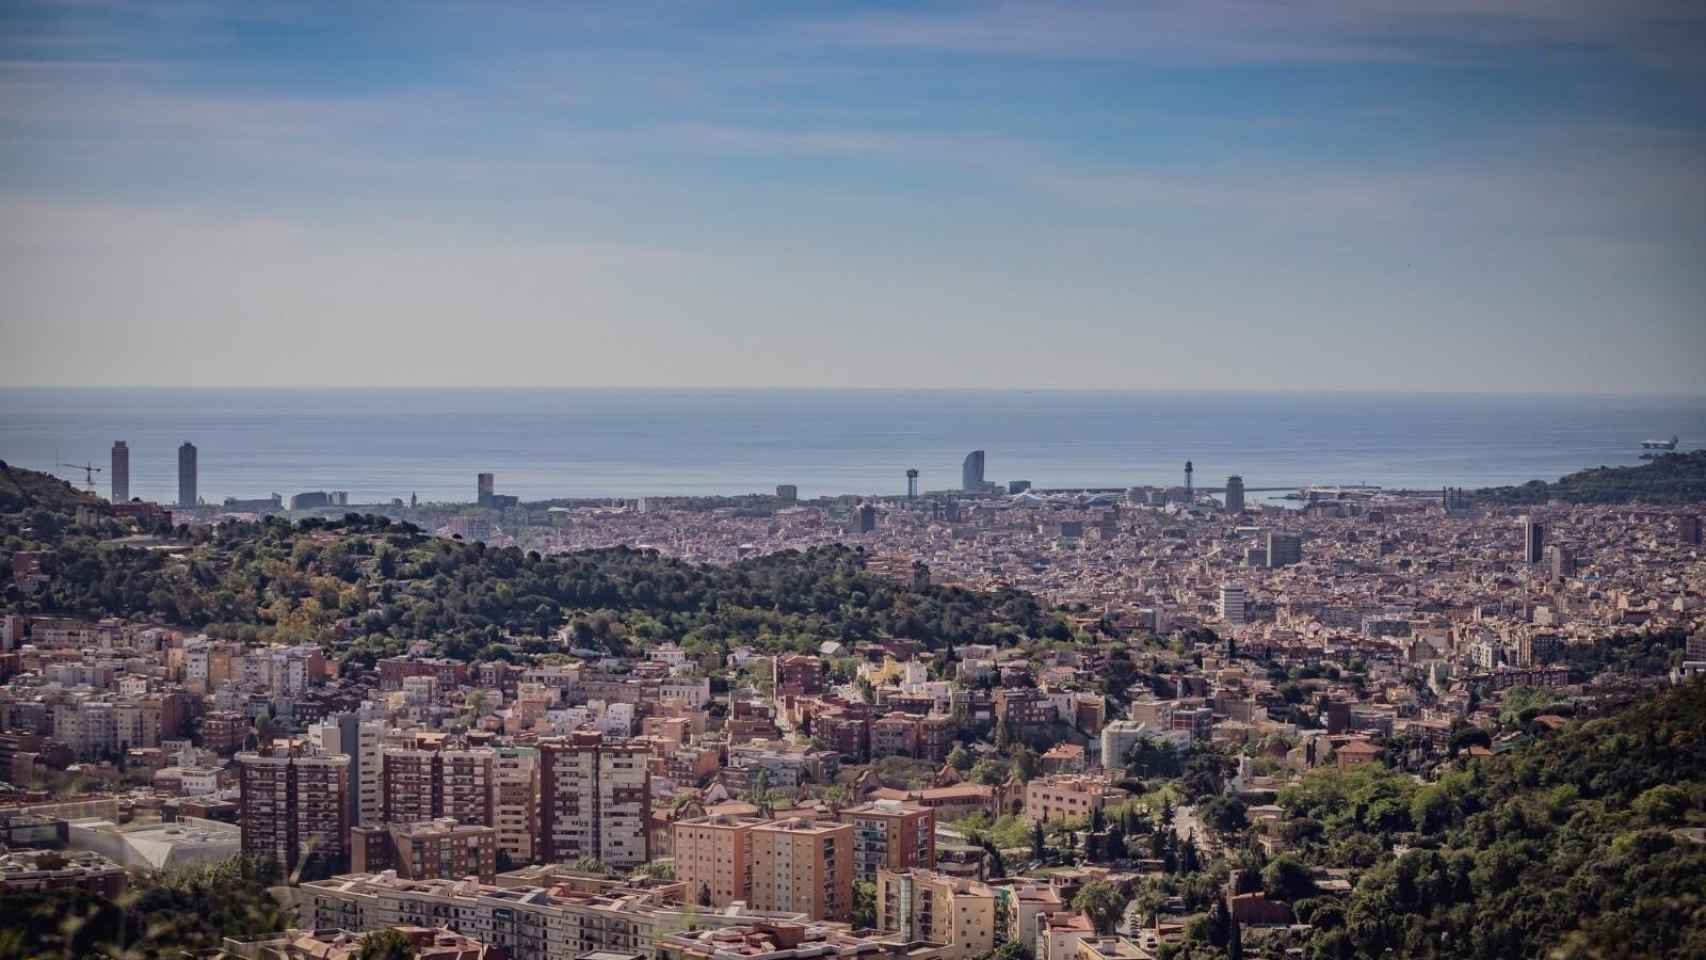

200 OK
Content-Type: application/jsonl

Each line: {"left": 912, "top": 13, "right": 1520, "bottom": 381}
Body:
{"left": 1478, "top": 449, "right": 1706, "bottom": 505}
{"left": 1275, "top": 678, "right": 1706, "bottom": 960}
{"left": 0, "top": 461, "right": 104, "bottom": 514}
{"left": 11, "top": 508, "right": 1078, "bottom": 666}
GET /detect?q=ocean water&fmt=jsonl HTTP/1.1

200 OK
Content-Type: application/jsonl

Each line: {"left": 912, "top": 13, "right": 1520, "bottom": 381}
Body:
{"left": 0, "top": 388, "right": 1701, "bottom": 504}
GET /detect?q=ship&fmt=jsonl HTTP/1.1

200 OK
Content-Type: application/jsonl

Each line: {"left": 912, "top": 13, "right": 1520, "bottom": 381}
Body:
{"left": 1641, "top": 435, "right": 1679, "bottom": 451}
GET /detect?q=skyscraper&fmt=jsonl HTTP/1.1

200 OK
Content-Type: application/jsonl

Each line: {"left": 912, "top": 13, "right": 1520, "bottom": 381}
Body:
{"left": 1224, "top": 475, "right": 1245, "bottom": 514}
{"left": 853, "top": 502, "right": 876, "bottom": 534}
{"left": 177, "top": 442, "right": 197, "bottom": 508}
{"left": 1526, "top": 516, "right": 1546, "bottom": 563}
{"left": 961, "top": 450, "right": 985, "bottom": 492}
{"left": 1549, "top": 545, "right": 1576, "bottom": 580}
{"left": 476, "top": 472, "right": 495, "bottom": 507}
{"left": 110, "top": 441, "right": 129, "bottom": 503}
{"left": 906, "top": 469, "right": 919, "bottom": 499}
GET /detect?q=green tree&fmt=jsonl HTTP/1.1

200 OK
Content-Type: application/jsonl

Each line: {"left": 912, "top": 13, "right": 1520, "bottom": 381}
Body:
{"left": 852, "top": 880, "right": 877, "bottom": 929}
{"left": 1032, "top": 821, "right": 1047, "bottom": 861}
{"left": 947, "top": 743, "right": 974, "bottom": 772}
{"left": 571, "top": 856, "right": 610, "bottom": 875}
{"left": 1072, "top": 879, "right": 1124, "bottom": 935}
{"left": 1261, "top": 854, "right": 1317, "bottom": 902}
{"left": 356, "top": 929, "right": 417, "bottom": 960}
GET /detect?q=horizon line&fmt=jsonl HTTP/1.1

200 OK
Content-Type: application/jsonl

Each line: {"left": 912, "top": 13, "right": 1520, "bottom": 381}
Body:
{"left": 4, "top": 384, "right": 1705, "bottom": 400}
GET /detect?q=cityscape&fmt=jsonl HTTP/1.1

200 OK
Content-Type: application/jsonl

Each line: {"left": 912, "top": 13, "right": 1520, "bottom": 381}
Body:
{"left": 2, "top": 428, "right": 1705, "bottom": 960}
{"left": 5, "top": 2, "right": 1706, "bottom": 960}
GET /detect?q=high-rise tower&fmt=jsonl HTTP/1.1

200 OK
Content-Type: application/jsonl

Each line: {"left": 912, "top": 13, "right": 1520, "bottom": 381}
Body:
{"left": 177, "top": 442, "right": 197, "bottom": 508}
{"left": 906, "top": 468, "right": 919, "bottom": 499}
{"left": 1521, "top": 515, "right": 1545, "bottom": 564}
{"left": 1184, "top": 461, "right": 1194, "bottom": 501}
{"left": 110, "top": 441, "right": 130, "bottom": 503}
{"left": 477, "top": 472, "right": 494, "bottom": 507}
{"left": 961, "top": 451, "right": 985, "bottom": 492}
{"left": 1224, "top": 475, "right": 1244, "bottom": 513}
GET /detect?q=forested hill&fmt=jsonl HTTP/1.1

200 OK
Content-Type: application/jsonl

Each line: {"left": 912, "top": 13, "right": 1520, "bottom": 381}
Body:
{"left": 5, "top": 485, "right": 1077, "bottom": 666}
{"left": 1478, "top": 449, "right": 1706, "bottom": 505}
{"left": 0, "top": 461, "right": 104, "bottom": 514}
{"left": 1296, "top": 678, "right": 1706, "bottom": 960}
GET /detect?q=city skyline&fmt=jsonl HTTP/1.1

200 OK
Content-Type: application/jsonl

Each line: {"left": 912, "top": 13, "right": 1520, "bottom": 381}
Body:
{"left": 3, "top": 1, "right": 1705, "bottom": 392}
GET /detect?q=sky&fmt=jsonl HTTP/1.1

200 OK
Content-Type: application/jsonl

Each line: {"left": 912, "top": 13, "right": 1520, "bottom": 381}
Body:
{"left": 1, "top": 0, "right": 1703, "bottom": 392}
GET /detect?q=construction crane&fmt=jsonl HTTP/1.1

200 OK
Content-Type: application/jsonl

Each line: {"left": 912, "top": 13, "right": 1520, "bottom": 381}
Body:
{"left": 62, "top": 462, "right": 103, "bottom": 490}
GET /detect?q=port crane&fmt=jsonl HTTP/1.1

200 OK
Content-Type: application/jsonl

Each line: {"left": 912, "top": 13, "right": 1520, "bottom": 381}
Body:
{"left": 62, "top": 462, "right": 103, "bottom": 490}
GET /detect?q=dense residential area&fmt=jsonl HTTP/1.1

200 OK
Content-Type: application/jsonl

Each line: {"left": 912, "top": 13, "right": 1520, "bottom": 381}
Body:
{"left": 2, "top": 461, "right": 1705, "bottom": 960}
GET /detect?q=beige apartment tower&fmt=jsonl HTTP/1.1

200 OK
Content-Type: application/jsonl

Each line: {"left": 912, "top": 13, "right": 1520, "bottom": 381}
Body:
{"left": 877, "top": 868, "right": 998, "bottom": 960}
{"left": 750, "top": 817, "right": 853, "bottom": 922}
{"left": 673, "top": 814, "right": 766, "bottom": 907}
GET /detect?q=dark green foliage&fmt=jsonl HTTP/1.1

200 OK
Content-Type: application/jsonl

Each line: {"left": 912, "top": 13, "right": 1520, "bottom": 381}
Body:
{"left": 1297, "top": 679, "right": 1706, "bottom": 959}
{"left": 0, "top": 855, "right": 285, "bottom": 960}
{"left": 1478, "top": 449, "right": 1706, "bottom": 505}
{"left": 0, "top": 461, "right": 104, "bottom": 514}
{"left": 356, "top": 929, "right": 417, "bottom": 960}
{"left": 23, "top": 499, "right": 1071, "bottom": 655}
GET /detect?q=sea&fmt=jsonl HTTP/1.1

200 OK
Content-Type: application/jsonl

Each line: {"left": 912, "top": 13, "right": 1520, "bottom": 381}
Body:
{"left": 0, "top": 388, "right": 1702, "bottom": 505}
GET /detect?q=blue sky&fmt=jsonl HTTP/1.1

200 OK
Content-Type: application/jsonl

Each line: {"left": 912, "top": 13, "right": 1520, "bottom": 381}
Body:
{"left": 2, "top": 0, "right": 1703, "bottom": 391}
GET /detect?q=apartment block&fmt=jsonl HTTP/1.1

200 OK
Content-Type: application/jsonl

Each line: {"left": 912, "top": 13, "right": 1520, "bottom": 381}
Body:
{"left": 382, "top": 747, "right": 497, "bottom": 827}
{"left": 750, "top": 817, "right": 853, "bottom": 922}
{"left": 838, "top": 800, "right": 934, "bottom": 881}
{"left": 495, "top": 747, "right": 538, "bottom": 866}
{"left": 1023, "top": 775, "right": 1126, "bottom": 825}
{"left": 674, "top": 814, "right": 764, "bottom": 908}
{"left": 538, "top": 733, "right": 650, "bottom": 869}
{"left": 312, "top": 716, "right": 386, "bottom": 828}
{"left": 876, "top": 868, "right": 997, "bottom": 960}
{"left": 352, "top": 818, "right": 498, "bottom": 883}
{"left": 237, "top": 744, "right": 350, "bottom": 876}
{"left": 303, "top": 873, "right": 657, "bottom": 960}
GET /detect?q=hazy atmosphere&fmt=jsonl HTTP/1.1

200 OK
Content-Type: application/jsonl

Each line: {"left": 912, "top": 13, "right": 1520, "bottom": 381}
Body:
{"left": 3, "top": 1, "right": 1704, "bottom": 391}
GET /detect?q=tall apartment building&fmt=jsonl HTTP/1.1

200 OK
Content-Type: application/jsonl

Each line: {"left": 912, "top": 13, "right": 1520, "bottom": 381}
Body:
{"left": 494, "top": 747, "right": 538, "bottom": 867}
{"left": 237, "top": 744, "right": 350, "bottom": 876}
{"left": 178, "top": 442, "right": 197, "bottom": 508}
{"left": 1218, "top": 582, "right": 1247, "bottom": 625}
{"left": 382, "top": 747, "right": 497, "bottom": 827}
{"left": 838, "top": 800, "right": 934, "bottom": 881}
{"left": 312, "top": 715, "right": 386, "bottom": 829}
{"left": 1265, "top": 532, "right": 1301, "bottom": 568}
{"left": 750, "top": 818, "right": 853, "bottom": 922}
{"left": 110, "top": 441, "right": 129, "bottom": 503}
{"left": 538, "top": 733, "right": 650, "bottom": 869}
{"left": 876, "top": 868, "right": 998, "bottom": 960}
{"left": 674, "top": 814, "right": 764, "bottom": 907}
{"left": 351, "top": 818, "right": 498, "bottom": 883}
